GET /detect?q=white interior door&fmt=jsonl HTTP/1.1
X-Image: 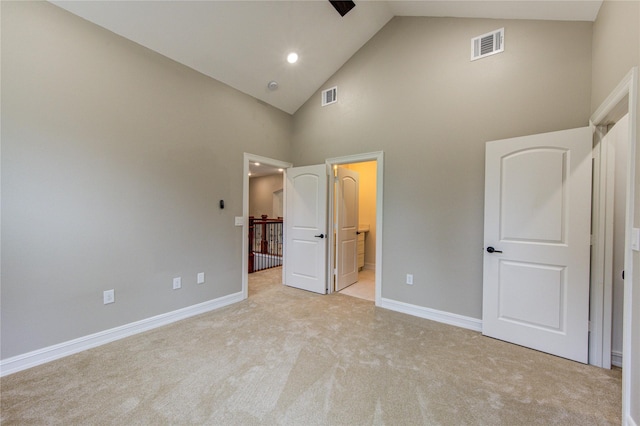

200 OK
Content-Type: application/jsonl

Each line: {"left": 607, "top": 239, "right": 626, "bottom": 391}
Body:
{"left": 335, "top": 167, "right": 359, "bottom": 291}
{"left": 482, "top": 127, "right": 592, "bottom": 363}
{"left": 285, "top": 164, "right": 328, "bottom": 294}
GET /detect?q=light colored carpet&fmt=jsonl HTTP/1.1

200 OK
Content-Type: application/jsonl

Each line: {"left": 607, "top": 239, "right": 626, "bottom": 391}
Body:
{"left": 1, "top": 267, "right": 621, "bottom": 424}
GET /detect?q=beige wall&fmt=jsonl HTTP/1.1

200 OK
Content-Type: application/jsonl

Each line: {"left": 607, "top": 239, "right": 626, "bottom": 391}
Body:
{"left": 344, "top": 161, "right": 377, "bottom": 268}
{"left": 591, "top": 1, "right": 640, "bottom": 422}
{"left": 249, "top": 174, "right": 284, "bottom": 218}
{"left": 591, "top": 0, "right": 639, "bottom": 112}
{"left": 292, "top": 16, "right": 592, "bottom": 318}
{"left": 1, "top": 2, "right": 292, "bottom": 359}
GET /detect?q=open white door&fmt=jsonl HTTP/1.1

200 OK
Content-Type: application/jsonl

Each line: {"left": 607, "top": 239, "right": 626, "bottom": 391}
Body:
{"left": 482, "top": 127, "right": 592, "bottom": 363}
{"left": 335, "top": 167, "right": 359, "bottom": 291}
{"left": 285, "top": 164, "right": 328, "bottom": 294}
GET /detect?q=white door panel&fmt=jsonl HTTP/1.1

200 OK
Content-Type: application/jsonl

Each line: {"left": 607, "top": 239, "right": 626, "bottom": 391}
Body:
{"left": 285, "top": 165, "right": 328, "bottom": 294}
{"left": 483, "top": 127, "right": 592, "bottom": 363}
{"left": 336, "top": 167, "right": 359, "bottom": 291}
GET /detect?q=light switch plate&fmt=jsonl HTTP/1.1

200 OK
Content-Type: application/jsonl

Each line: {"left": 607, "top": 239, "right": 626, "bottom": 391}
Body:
{"left": 197, "top": 272, "right": 205, "bottom": 284}
{"left": 103, "top": 289, "right": 115, "bottom": 305}
{"left": 173, "top": 277, "right": 181, "bottom": 290}
{"left": 235, "top": 216, "right": 244, "bottom": 227}
{"left": 632, "top": 228, "right": 640, "bottom": 251}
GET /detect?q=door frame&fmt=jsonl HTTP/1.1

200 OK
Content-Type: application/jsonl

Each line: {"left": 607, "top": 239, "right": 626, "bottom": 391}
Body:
{"left": 588, "top": 67, "right": 638, "bottom": 422}
{"left": 242, "top": 153, "right": 292, "bottom": 299}
{"left": 590, "top": 116, "right": 630, "bottom": 369}
{"left": 326, "top": 151, "right": 384, "bottom": 305}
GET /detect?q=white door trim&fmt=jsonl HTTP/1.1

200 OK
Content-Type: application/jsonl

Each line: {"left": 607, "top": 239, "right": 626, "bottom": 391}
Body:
{"left": 590, "top": 125, "right": 611, "bottom": 368}
{"left": 589, "top": 67, "right": 638, "bottom": 424}
{"left": 242, "top": 153, "right": 292, "bottom": 300}
{"left": 325, "top": 151, "right": 384, "bottom": 306}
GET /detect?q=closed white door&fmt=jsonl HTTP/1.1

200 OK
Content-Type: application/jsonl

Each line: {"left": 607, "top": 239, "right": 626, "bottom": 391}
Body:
{"left": 335, "top": 167, "right": 359, "bottom": 291}
{"left": 285, "top": 164, "right": 328, "bottom": 294}
{"left": 483, "top": 127, "right": 592, "bottom": 363}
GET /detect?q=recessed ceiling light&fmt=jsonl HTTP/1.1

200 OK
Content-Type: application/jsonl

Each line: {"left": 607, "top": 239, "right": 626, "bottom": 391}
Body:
{"left": 278, "top": 168, "right": 284, "bottom": 172}
{"left": 287, "top": 52, "right": 298, "bottom": 64}
{"left": 248, "top": 172, "right": 252, "bottom": 176}
{"left": 254, "top": 162, "right": 260, "bottom": 166}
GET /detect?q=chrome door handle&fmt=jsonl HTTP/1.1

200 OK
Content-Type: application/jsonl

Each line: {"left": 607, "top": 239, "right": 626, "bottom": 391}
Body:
{"left": 486, "top": 246, "right": 503, "bottom": 253}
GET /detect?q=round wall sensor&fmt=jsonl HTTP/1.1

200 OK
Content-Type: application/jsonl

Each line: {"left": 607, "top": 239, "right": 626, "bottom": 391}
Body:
{"left": 267, "top": 81, "right": 278, "bottom": 91}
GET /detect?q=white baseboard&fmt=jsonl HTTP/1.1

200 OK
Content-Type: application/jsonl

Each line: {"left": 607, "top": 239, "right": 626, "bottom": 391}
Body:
{"left": 611, "top": 350, "right": 623, "bottom": 368}
{"left": 379, "top": 297, "right": 482, "bottom": 332}
{"left": 364, "top": 263, "right": 376, "bottom": 271}
{"left": 0, "top": 291, "right": 244, "bottom": 377}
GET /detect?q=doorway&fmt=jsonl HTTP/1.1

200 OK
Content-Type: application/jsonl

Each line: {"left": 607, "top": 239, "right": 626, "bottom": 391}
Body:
{"left": 589, "top": 68, "right": 638, "bottom": 376}
{"left": 333, "top": 161, "right": 377, "bottom": 302}
{"left": 587, "top": 67, "right": 638, "bottom": 423}
{"left": 326, "top": 151, "right": 384, "bottom": 306}
{"left": 242, "top": 153, "right": 292, "bottom": 299}
{"left": 591, "top": 114, "right": 630, "bottom": 370}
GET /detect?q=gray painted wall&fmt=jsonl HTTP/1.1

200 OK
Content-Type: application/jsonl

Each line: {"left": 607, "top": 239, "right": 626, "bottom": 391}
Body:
{"left": 292, "top": 16, "right": 592, "bottom": 319}
{"left": 249, "top": 174, "right": 284, "bottom": 218}
{"left": 1, "top": 2, "right": 292, "bottom": 359}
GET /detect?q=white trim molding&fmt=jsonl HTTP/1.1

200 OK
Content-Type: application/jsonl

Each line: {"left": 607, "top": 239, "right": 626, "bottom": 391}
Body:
{"left": 380, "top": 297, "right": 482, "bottom": 332}
{"left": 0, "top": 291, "right": 244, "bottom": 377}
{"left": 612, "top": 350, "right": 623, "bottom": 368}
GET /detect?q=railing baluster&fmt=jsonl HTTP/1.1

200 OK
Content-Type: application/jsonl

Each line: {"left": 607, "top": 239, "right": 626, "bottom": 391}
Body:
{"left": 248, "top": 215, "right": 283, "bottom": 273}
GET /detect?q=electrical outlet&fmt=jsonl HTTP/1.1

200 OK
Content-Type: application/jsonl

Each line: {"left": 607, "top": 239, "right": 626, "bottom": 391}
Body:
{"left": 103, "top": 289, "right": 115, "bottom": 304}
{"left": 173, "top": 277, "right": 182, "bottom": 290}
{"left": 406, "top": 274, "right": 414, "bottom": 285}
{"left": 197, "top": 272, "right": 205, "bottom": 284}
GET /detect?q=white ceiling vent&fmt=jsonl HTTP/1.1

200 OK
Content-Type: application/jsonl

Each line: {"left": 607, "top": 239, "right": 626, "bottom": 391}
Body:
{"left": 321, "top": 86, "right": 337, "bottom": 106}
{"left": 471, "top": 28, "right": 504, "bottom": 61}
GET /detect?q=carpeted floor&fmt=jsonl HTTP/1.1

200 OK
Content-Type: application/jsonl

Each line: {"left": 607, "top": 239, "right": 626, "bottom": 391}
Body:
{"left": 0, "top": 267, "right": 622, "bottom": 424}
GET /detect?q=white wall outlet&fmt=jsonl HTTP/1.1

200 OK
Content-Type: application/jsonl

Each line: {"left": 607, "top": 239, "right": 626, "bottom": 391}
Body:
{"left": 173, "top": 277, "right": 182, "bottom": 290}
{"left": 103, "top": 289, "right": 115, "bottom": 304}
{"left": 197, "top": 272, "right": 205, "bottom": 284}
{"left": 632, "top": 228, "right": 640, "bottom": 251}
{"left": 406, "top": 274, "right": 414, "bottom": 285}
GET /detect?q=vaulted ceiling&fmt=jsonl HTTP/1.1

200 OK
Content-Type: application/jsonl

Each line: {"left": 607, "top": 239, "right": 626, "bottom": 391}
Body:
{"left": 51, "top": 1, "right": 602, "bottom": 114}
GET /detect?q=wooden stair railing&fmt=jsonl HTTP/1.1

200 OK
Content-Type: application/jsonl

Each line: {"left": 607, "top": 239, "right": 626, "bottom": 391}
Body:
{"left": 248, "top": 215, "right": 283, "bottom": 273}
